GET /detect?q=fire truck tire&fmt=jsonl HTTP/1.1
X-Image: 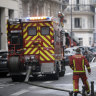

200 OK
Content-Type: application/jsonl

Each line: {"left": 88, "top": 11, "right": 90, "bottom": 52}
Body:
{"left": 59, "top": 71, "right": 65, "bottom": 77}
{"left": 8, "top": 56, "right": 25, "bottom": 82}
{"left": 53, "top": 63, "right": 59, "bottom": 80}
{"left": 32, "top": 74, "right": 38, "bottom": 78}
{"left": 54, "top": 71, "right": 59, "bottom": 80}
{"left": 8, "top": 56, "right": 20, "bottom": 73}
{"left": 11, "top": 75, "right": 25, "bottom": 82}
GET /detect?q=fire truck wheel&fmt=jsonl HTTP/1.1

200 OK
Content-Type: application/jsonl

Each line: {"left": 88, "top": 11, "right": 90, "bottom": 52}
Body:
{"left": 11, "top": 75, "right": 25, "bottom": 82}
{"left": 8, "top": 56, "right": 20, "bottom": 73}
{"left": 8, "top": 56, "right": 25, "bottom": 82}
{"left": 59, "top": 71, "right": 65, "bottom": 77}
{"left": 53, "top": 64, "right": 59, "bottom": 80}
{"left": 54, "top": 71, "right": 59, "bottom": 80}
{"left": 32, "top": 74, "right": 38, "bottom": 78}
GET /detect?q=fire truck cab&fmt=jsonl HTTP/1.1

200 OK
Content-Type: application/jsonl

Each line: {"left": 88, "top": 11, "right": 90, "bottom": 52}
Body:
{"left": 7, "top": 17, "right": 66, "bottom": 81}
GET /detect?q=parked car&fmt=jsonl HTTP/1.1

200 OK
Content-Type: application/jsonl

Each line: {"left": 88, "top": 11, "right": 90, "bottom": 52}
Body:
{"left": 64, "top": 47, "right": 77, "bottom": 65}
{"left": 0, "top": 50, "right": 8, "bottom": 76}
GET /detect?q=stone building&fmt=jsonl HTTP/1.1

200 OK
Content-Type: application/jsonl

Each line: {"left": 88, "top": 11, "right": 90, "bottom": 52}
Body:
{"left": 19, "top": 0, "right": 65, "bottom": 18}
{"left": 64, "top": 0, "right": 95, "bottom": 46}
{"left": 0, "top": 0, "right": 67, "bottom": 51}
{"left": 0, "top": 0, "right": 19, "bottom": 50}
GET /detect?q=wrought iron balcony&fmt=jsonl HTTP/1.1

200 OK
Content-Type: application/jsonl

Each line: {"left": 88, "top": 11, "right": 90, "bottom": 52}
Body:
{"left": 65, "top": 5, "right": 95, "bottom": 14}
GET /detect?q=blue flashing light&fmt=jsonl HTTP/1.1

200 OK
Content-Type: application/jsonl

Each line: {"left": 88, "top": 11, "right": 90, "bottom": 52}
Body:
{"left": 26, "top": 16, "right": 52, "bottom": 21}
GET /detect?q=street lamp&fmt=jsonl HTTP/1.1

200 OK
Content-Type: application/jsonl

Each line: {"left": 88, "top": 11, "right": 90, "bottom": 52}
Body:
{"left": 71, "top": 0, "right": 73, "bottom": 47}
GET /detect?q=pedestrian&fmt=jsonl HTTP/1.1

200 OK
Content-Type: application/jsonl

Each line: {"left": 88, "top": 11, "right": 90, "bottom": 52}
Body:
{"left": 69, "top": 48, "right": 91, "bottom": 96}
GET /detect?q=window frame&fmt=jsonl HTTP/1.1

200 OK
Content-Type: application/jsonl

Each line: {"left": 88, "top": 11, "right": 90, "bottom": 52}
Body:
{"left": 27, "top": 26, "right": 37, "bottom": 36}
{"left": 74, "top": 18, "right": 81, "bottom": 28}
{"left": 41, "top": 26, "right": 50, "bottom": 35}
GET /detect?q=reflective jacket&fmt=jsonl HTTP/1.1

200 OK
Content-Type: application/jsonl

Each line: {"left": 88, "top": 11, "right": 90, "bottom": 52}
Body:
{"left": 69, "top": 54, "right": 91, "bottom": 74}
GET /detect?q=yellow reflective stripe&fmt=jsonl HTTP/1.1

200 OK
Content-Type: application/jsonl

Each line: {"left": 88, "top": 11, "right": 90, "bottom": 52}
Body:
{"left": 23, "top": 23, "right": 32, "bottom": 32}
{"left": 23, "top": 32, "right": 27, "bottom": 39}
{"left": 50, "top": 31, "right": 53, "bottom": 36}
{"left": 36, "top": 50, "right": 39, "bottom": 54}
{"left": 86, "top": 81, "right": 90, "bottom": 92}
{"left": 74, "top": 71, "right": 85, "bottom": 72}
{"left": 47, "top": 35, "right": 51, "bottom": 40}
{"left": 43, "top": 42, "right": 48, "bottom": 47}
{"left": 14, "top": 24, "right": 20, "bottom": 28}
{"left": 73, "top": 80, "right": 79, "bottom": 92}
{"left": 33, "top": 23, "right": 36, "bottom": 26}
{"left": 74, "top": 89, "right": 79, "bottom": 92}
{"left": 10, "top": 25, "right": 14, "bottom": 28}
{"left": 45, "top": 23, "right": 51, "bottom": 26}
{"left": 24, "top": 48, "right": 32, "bottom": 54}
{"left": 40, "top": 51, "right": 50, "bottom": 61}
{"left": 87, "top": 67, "right": 90, "bottom": 70}
{"left": 39, "top": 23, "right": 44, "bottom": 26}
{"left": 39, "top": 34, "right": 50, "bottom": 45}
{"left": 30, "top": 48, "right": 38, "bottom": 54}
{"left": 49, "top": 50, "right": 54, "bottom": 54}
{"left": 82, "top": 59, "right": 84, "bottom": 71}
{"left": 44, "top": 50, "right": 55, "bottom": 60}
{"left": 73, "top": 59, "right": 76, "bottom": 71}
{"left": 40, "top": 56, "right": 44, "bottom": 61}
{"left": 73, "top": 80, "right": 75, "bottom": 91}
{"left": 26, "top": 41, "right": 32, "bottom": 47}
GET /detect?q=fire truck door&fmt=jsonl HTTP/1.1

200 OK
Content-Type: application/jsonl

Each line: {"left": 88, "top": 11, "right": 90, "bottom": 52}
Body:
{"left": 23, "top": 22, "right": 40, "bottom": 56}
{"left": 38, "top": 22, "right": 55, "bottom": 62}
{"left": 23, "top": 22, "right": 55, "bottom": 62}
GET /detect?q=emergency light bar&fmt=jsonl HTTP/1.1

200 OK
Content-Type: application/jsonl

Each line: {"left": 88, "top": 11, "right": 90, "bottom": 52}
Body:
{"left": 26, "top": 16, "right": 52, "bottom": 21}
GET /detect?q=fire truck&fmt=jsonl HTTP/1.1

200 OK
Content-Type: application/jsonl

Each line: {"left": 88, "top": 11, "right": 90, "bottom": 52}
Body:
{"left": 7, "top": 16, "right": 74, "bottom": 81}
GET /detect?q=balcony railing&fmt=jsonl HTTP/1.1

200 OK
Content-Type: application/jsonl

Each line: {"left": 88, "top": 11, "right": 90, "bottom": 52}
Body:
{"left": 65, "top": 5, "right": 95, "bottom": 13}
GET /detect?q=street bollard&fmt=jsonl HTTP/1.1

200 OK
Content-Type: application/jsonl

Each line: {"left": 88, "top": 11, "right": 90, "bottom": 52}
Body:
{"left": 69, "top": 91, "right": 73, "bottom": 96}
{"left": 91, "top": 81, "right": 94, "bottom": 96}
{"left": 82, "top": 86, "right": 86, "bottom": 96}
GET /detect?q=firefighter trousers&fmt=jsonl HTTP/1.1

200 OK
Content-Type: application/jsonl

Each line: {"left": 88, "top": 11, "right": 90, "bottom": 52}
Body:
{"left": 73, "top": 73, "right": 90, "bottom": 93}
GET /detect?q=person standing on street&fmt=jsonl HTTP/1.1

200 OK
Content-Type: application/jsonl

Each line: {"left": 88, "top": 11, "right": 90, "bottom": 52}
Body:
{"left": 69, "top": 48, "right": 91, "bottom": 96}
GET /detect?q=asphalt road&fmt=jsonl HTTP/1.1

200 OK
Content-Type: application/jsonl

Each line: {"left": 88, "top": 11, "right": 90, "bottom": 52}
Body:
{"left": 0, "top": 62, "right": 96, "bottom": 96}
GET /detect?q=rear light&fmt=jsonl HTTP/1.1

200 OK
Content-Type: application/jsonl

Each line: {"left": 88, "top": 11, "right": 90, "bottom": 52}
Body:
{"left": 8, "top": 41, "right": 10, "bottom": 44}
{"left": 51, "top": 40, "right": 54, "bottom": 44}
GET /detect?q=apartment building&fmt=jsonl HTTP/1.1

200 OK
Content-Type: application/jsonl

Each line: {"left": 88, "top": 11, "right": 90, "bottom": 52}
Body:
{"left": 0, "top": 0, "right": 19, "bottom": 50}
{"left": 19, "top": 0, "right": 65, "bottom": 18}
{"left": 64, "top": 0, "right": 95, "bottom": 46}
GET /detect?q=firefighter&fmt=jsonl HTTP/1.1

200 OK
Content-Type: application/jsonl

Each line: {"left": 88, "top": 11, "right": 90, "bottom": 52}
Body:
{"left": 69, "top": 48, "right": 91, "bottom": 96}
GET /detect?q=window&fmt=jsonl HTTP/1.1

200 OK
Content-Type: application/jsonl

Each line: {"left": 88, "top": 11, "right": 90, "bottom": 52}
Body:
{"left": 89, "top": 37, "right": 92, "bottom": 45}
{"left": 74, "top": 18, "right": 81, "bottom": 28}
{"left": 77, "top": 0, "right": 79, "bottom": 4}
{"left": 79, "top": 38, "right": 83, "bottom": 46}
{"left": 8, "top": 9, "right": 14, "bottom": 19}
{"left": 41, "top": 26, "right": 50, "bottom": 35}
{"left": 28, "top": 27, "right": 37, "bottom": 36}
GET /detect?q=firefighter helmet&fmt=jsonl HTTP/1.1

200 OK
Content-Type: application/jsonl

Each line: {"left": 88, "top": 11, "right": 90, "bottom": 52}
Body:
{"left": 76, "top": 48, "right": 81, "bottom": 53}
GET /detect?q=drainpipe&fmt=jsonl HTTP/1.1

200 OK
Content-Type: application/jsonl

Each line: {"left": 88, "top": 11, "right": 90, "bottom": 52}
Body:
{"left": 0, "top": 8, "right": 1, "bottom": 50}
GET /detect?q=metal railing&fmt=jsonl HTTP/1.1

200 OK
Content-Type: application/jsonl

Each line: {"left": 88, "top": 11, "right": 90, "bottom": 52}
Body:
{"left": 65, "top": 5, "right": 95, "bottom": 13}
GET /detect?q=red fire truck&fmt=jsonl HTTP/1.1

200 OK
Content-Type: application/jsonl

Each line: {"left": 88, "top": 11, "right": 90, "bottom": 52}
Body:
{"left": 7, "top": 16, "right": 77, "bottom": 82}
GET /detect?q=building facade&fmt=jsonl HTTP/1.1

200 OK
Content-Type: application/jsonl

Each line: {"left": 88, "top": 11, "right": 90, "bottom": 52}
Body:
{"left": 0, "top": 0, "right": 19, "bottom": 50}
{"left": 19, "top": 0, "right": 65, "bottom": 18}
{"left": 0, "top": 0, "right": 67, "bottom": 51}
{"left": 64, "top": 0, "right": 95, "bottom": 47}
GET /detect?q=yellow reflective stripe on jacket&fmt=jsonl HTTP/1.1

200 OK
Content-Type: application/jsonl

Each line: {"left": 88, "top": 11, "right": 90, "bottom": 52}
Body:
{"left": 87, "top": 67, "right": 90, "bottom": 70}
{"left": 82, "top": 59, "right": 84, "bottom": 71}
{"left": 73, "top": 59, "right": 85, "bottom": 73}
{"left": 73, "top": 59, "right": 76, "bottom": 71}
